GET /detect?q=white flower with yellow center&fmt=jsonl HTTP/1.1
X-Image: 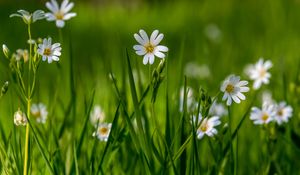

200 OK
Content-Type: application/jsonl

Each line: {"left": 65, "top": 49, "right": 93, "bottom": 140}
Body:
{"left": 273, "top": 102, "right": 293, "bottom": 125}
{"left": 90, "top": 105, "right": 105, "bottom": 126}
{"left": 92, "top": 123, "right": 112, "bottom": 142}
{"left": 220, "top": 75, "right": 250, "bottom": 106}
{"left": 14, "top": 109, "right": 27, "bottom": 126}
{"left": 31, "top": 103, "right": 48, "bottom": 124}
{"left": 133, "top": 29, "right": 168, "bottom": 65}
{"left": 45, "top": 0, "right": 77, "bottom": 28}
{"left": 247, "top": 58, "right": 272, "bottom": 90}
{"left": 37, "top": 37, "right": 61, "bottom": 63}
{"left": 250, "top": 103, "right": 275, "bottom": 125}
{"left": 196, "top": 116, "right": 221, "bottom": 139}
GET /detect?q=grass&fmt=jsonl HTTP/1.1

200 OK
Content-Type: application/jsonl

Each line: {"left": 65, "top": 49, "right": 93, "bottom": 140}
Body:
{"left": 1, "top": 0, "right": 300, "bottom": 174}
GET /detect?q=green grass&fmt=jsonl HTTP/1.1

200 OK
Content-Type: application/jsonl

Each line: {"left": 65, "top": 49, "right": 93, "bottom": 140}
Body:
{"left": 1, "top": 0, "right": 300, "bottom": 174}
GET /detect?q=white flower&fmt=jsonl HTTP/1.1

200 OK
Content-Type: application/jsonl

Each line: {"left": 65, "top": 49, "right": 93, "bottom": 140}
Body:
{"left": 133, "top": 29, "right": 168, "bottom": 65}
{"left": 14, "top": 109, "right": 27, "bottom": 126}
{"left": 10, "top": 10, "right": 45, "bottom": 24}
{"left": 45, "top": 0, "right": 77, "bottom": 28}
{"left": 37, "top": 37, "right": 61, "bottom": 63}
{"left": 90, "top": 105, "right": 105, "bottom": 126}
{"left": 196, "top": 116, "right": 221, "bottom": 139}
{"left": 247, "top": 58, "right": 272, "bottom": 90}
{"left": 273, "top": 102, "right": 293, "bottom": 125}
{"left": 209, "top": 102, "right": 227, "bottom": 117}
{"left": 204, "top": 24, "right": 222, "bottom": 43}
{"left": 220, "top": 75, "right": 250, "bottom": 106}
{"left": 92, "top": 123, "right": 112, "bottom": 142}
{"left": 184, "top": 62, "right": 211, "bottom": 79}
{"left": 250, "top": 103, "right": 275, "bottom": 125}
{"left": 179, "top": 87, "right": 195, "bottom": 112}
{"left": 13, "top": 49, "right": 29, "bottom": 62}
{"left": 31, "top": 103, "right": 48, "bottom": 124}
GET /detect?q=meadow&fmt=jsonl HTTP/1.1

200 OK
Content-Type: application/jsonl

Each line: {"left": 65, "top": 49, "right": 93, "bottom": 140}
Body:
{"left": 0, "top": 0, "right": 300, "bottom": 174}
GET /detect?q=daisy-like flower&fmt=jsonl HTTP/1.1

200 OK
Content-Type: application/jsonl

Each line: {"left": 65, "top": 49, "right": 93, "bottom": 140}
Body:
{"left": 133, "top": 29, "right": 168, "bottom": 65}
{"left": 14, "top": 109, "right": 27, "bottom": 126}
{"left": 273, "top": 102, "right": 293, "bottom": 125}
{"left": 45, "top": 0, "right": 77, "bottom": 28}
{"left": 196, "top": 116, "right": 221, "bottom": 139}
{"left": 90, "top": 105, "right": 105, "bottom": 126}
{"left": 92, "top": 123, "right": 112, "bottom": 142}
{"left": 220, "top": 75, "right": 250, "bottom": 106}
{"left": 247, "top": 58, "right": 272, "bottom": 90}
{"left": 37, "top": 37, "right": 61, "bottom": 63}
{"left": 250, "top": 103, "right": 275, "bottom": 125}
{"left": 10, "top": 10, "right": 45, "bottom": 24}
{"left": 31, "top": 103, "right": 48, "bottom": 124}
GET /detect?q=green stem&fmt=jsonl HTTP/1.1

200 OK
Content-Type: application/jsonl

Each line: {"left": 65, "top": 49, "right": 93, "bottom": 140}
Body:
{"left": 228, "top": 106, "right": 234, "bottom": 174}
{"left": 23, "top": 99, "right": 31, "bottom": 175}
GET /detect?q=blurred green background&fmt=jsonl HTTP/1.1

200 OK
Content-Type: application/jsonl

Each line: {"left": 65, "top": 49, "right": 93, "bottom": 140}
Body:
{"left": 1, "top": 0, "right": 300, "bottom": 174}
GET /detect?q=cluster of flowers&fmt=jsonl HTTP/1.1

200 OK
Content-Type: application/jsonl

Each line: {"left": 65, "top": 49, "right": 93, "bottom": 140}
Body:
{"left": 90, "top": 105, "right": 112, "bottom": 142}
{"left": 14, "top": 103, "right": 48, "bottom": 126}
{"left": 132, "top": 29, "right": 293, "bottom": 140}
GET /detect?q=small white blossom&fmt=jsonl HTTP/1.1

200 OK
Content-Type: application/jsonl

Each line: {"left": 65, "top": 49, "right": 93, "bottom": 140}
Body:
{"left": 10, "top": 10, "right": 45, "bottom": 24}
{"left": 220, "top": 75, "right": 250, "bottom": 106}
{"left": 209, "top": 102, "right": 227, "bottom": 117}
{"left": 37, "top": 37, "right": 61, "bottom": 63}
{"left": 31, "top": 103, "right": 48, "bottom": 124}
{"left": 14, "top": 109, "right": 27, "bottom": 126}
{"left": 204, "top": 24, "right": 222, "bottom": 43}
{"left": 196, "top": 116, "right": 221, "bottom": 139}
{"left": 246, "top": 58, "right": 272, "bottom": 90}
{"left": 250, "top": 103, "right": 275, "bottom": 125}
{"left": 273, "top": 102, "right": 293, "bottom": 125}
{"left": 93, "top": 123, "right": 112, "bottom": 142}
{"left": 184, "top": 62, "right": 211, "bottom": 79}
{"left": 133, "top": 29, "right": 168, "bottom": 65}
{"left": 45, "top": 0, "right": 77, "bottom": 28}
{"left": 90, "top": 105, "right": 105, "bottom": 126}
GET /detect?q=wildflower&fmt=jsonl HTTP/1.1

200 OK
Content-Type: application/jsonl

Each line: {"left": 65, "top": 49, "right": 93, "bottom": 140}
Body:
{"left": 250, "top": 103, "right": 275, "bottom": 125}
{"left": 273, "top": 102, "right": 293, "bottom": 125}
{"left": 10, "top": 10, "right": 45, "bottom": 24}
{"left": 196, "top": 116, "right": 221, "bottom": 139}
{"left": 14, "top": 109, "right": 27, "bottom": 126}
{"left": 37, "top": 37, "right": 61, "bottom": 63}
{"left": 246, "top": 58, "right": 272, "bottom": 90}
{"left": 184, "top": 62, "right": 211, "bottom": 79}
{"left": 209, "top": 102, "right": 227, "bottom": 117}
{"left": 204, "top": 23, "right": 222, "bottom": 43}
{"left": 31, "top": 103, "right": 48, "bottom": 124}
{"left": 220, "top": 75, "right": 249, "bottom": 106}
{"left": 92, "top": 123, "right": 112, "bottom": 142}
{"left": 2, "top": 44, "right": 10, "bottom": 59}
{"left": 90, "top": 105, "right": 105, "bottom": 126}
{"left": 133, "top": 29, "right": 168, "bottom": 65}
{"left": 45, "top": 0, "right": 77, "bottom": 28}
{"left": 179, "top": 87, "right": 195, "bottom": 112}
{"left": 13, "top": 49, "right": 29, "bottom": 62}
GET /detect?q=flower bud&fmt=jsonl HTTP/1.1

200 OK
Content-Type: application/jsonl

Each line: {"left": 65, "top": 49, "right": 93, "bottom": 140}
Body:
{"left": 2, "top": 44, "right": 10, "bottom": 59}
{"left": 14, "top": 109, "right": 27, "bottom": 126}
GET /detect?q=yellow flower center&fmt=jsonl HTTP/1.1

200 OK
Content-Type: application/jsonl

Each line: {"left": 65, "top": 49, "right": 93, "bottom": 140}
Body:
{"left": 55, "top": 11, "right": 64, "bottom": 20}
{"left": 225, "top": 84, "right": 235, "bottom": 93}
{"left": 32, "top": 111, "right": 41, "bottom": 118}
{"left": 200, "top": 125, "right": 207, "bottom": 132}
{"left": 277, "top": 109, "right": 283, "bottom": 117}
{"left": 261, "top": 113, "right": 269, "bottom": 121}
{"left": 99, "top": 127, "right": 108, "bottom": 135}
{"left": 145, "top": 43, "right": 154, "bottom": 53}
{"left": 43, "top": 48, "right": 51, "bottom": 56}
{"left": 259, "top": 69, "right": 266, "bottom": 78}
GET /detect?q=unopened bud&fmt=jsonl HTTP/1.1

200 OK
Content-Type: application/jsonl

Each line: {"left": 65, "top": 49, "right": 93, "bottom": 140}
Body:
{"left": 2, "top": 44, "right": 10, "bottom": 59}
{"left": 1, "top": 81, "right": 9, "bottom": 96}
{"left": 157, "top": 59, "right": 166, "bottom": 74}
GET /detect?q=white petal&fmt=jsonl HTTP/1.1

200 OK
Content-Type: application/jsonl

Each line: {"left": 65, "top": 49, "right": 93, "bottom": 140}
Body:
{"left": 139, "top": 30, "right": 149, "bottom": 43}
{"left": 45, "top": 13, "right": 56, "bottom": 21}
{"left": 134, "top": 34, "right": 146, "bottom": 45}
{"left": 237, "top": 92, "right": 245, "bottom": 100}
{"left": 156, "top": 45, "right": 168, "bottom": 52}
{"left": 154, "top": 50, "right": 165, "bottom": 58}
{"left": 143, "top": 55, "right": 149, "bottom": 65}
{"left": 46, "top": 1, "right": 58, "bottom": 12}
{"left": 240, "top": 87, "right": 250, "bottom": 92}
{"left": 232, "top": 95, "right": 241, "bottom": 103}
{"left": 150, "top": 30, "right": 159, "bottom": 43}
{"left": 152, "top": 33, "right": 164, "bottom": 45}
{"left": 226, "top": 96, "right": 232, "bottom": 106}
{"left": 149, "top": 54, "right": 155, "bottom": 64}
{"left": 56, "top": 20, "right": 65, "bottom": 28}
{"left": 63, "top": 2, "right": 74, "bottom": 13}
{"left": 63, "top": 13, "right": 76, "bottom": 20}
{"left": 48, "top": 58, "right": 53, "bottom": 63}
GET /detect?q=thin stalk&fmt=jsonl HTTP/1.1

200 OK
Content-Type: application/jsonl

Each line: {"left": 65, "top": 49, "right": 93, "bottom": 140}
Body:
{"left": 227, "top": 106, "right": 234, "bottom": 175}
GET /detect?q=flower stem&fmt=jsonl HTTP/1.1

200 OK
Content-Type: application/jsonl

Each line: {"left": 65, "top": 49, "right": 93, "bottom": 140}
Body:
{"left": 23, "top": 98, "right": 31, "bottom": 175}
{"left": 227, "top": 106, "right": 234, "bottom": 174}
